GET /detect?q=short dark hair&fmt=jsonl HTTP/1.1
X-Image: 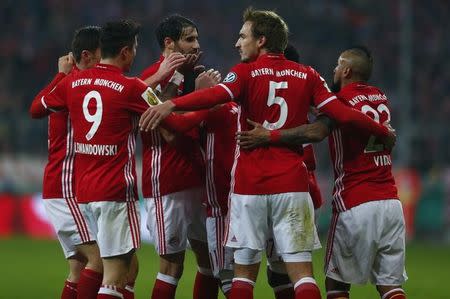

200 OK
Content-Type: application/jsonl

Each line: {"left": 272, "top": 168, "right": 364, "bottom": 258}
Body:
{"left": 100, "top": 20, "right": 141, "bottom": 59}
{"left": 155, "top": 14, "right": 198, "bottom": 49}
{"left": 243, "top": 8, "right": 289, "bottom": 53}
{"left": 345, "top": 45, "right": 373, "bottom": 81}
{"left": 284, "top": 44, "right": 299, "bottom": 63}
{"left": 71, "top": 26, "right": 101, "bottom": 63}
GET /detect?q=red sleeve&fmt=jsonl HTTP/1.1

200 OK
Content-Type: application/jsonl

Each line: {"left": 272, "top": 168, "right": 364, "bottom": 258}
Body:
{"left": 319, "top": 98, "right": 389, "bottom": 138}
{"left": 163, "top": 110, "right": 209, "bottom": 133}
{"left": 30, "top": 74, "right": 69, "bottom": 118}
{"left": 218, "top": 63, "right": 248, "bottom": 101}
{"left": 308, "top": 67, "right": 337, "bottom": 109}
{"left": 127, "top": 78, "right": 156, "bottom": 114}
{"left": 140, "top": 62, "right": 160, "bottom": 80}
{"left": 171, "top": 84, "right": 232, "bottom": 111}
{"left": 302, "top": 144, "right": 316, "bottom": 171}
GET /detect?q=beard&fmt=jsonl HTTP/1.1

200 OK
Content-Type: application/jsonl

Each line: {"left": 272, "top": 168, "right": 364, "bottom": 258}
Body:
{"left": 330, "top": 78, "right": 341, "bottom": 93}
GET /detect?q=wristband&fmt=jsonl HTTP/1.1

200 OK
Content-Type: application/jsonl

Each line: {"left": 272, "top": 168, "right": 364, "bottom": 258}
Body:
{"left": 269, "top": 130, "right": 281, "bottom": 143}
{"left": 169, "top": 70, "right": 184, "bottom": 86}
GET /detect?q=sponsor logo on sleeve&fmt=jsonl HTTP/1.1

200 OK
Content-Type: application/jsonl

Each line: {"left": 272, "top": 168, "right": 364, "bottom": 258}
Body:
{"left": 223, "top": 72, "right": 237, "bottom": 83}
{"left": 141, "top": 87, "right": 162, "bottom": 106}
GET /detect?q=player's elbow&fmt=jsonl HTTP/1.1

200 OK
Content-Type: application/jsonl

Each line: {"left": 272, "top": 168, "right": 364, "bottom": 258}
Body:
{"left": 305, "top": 123, "right": 329, "bottom": 142}
{"left": 29, "top": 101, "right": 47, "bottom": 119}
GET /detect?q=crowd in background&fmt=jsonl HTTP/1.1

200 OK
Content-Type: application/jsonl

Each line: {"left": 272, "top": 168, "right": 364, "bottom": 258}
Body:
{"left": 0, "top": 0, "right": 448, "bottom": 236}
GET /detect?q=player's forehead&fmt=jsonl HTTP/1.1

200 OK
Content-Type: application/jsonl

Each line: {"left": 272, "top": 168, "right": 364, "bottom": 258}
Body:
{"left": 180, "top": 26, "right": 198, "bottom": 40}
{"left": 240, "top": 21, "right": 253, "bottom": 36}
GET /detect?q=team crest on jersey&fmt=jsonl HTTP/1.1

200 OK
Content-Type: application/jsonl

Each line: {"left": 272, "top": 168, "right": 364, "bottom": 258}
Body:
{"left": 223, "top": 72, "right": 237, "bottom": 83}
{"left": 141, "top": 87, "right": 161, "bottom": 106}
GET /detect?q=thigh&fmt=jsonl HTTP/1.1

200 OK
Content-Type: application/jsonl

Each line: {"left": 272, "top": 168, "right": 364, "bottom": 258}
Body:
{"left": 325, "top": 204, "right": 378, "bottom": 285}
{"left": 91, "top": 201, "right": 141, "bottom": 258}
{"left": 270, "top": 192, "right": 321, "bottom": 253}
{"left": 226, "top": 193, "right": 269, "bottom": 250}
{"left": 207, "top": 217, "right": 234, "bottom": 278}
{"left": 146, "top": 190, "right": 197, "bottom": 255}
{"left": 44, "top": 198, "right": 95, "bottom": 258}
{"left": 186, "top": 188, "right": 207, "bottom": 242}
{"left": 372, "top": 200, "right": 408, "bottom": 285}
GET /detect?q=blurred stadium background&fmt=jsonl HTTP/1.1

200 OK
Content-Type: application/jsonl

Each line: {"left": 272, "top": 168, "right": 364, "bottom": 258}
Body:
{"left": 0, "top": 0, "right": 449, "bottom": 298}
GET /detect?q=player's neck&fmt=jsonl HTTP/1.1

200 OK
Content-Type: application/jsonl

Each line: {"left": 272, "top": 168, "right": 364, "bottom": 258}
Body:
{"left": 99, "top": 58, "right": 125, "bottom": 71}
{"left": 341, "top": 78, "right": 365, "bottom": 89}
{"left": 162, "top": 48, "right": 173, "bottom": 58}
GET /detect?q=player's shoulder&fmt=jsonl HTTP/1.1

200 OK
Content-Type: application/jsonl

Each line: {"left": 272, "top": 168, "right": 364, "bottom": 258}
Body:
{"left": 140, "top": 57, "right": 163, "bottom": 79}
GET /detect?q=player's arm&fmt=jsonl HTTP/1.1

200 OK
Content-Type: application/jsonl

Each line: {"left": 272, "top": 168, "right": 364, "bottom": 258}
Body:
{"left": 310, "top": 69, "right": 395, "bottom": 149}
{"left": 29, "top": 54, "right": 73, "bottom": 118}
{"left": 142, "top": 52, "right": 186, "bottom": 89}
{"left": 139, "top": 84, "right": 231, "bottom": 131}
{"left": 236, "top": 116, "right": 334, "bottom": 149}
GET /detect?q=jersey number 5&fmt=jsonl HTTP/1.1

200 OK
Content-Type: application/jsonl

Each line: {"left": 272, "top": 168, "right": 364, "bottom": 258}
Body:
{"left": 82, "top": 90, "right": 103, "bottom": 141}
{"left": 361, "top": 104, "right": 391, "bottom": 153}
{"left": 263, "top": 81, "right": 288, "bottom": 130}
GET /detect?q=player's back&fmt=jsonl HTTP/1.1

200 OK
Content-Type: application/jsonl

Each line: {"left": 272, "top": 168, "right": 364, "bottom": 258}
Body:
{"left": 65, "top": 63, "right": 148, "bottom": 203}
{"left": 222, "top": 53, "right": 334, "bottom": 195}
{"left": 329, "top": 82, "right": 398, "bottom": 212}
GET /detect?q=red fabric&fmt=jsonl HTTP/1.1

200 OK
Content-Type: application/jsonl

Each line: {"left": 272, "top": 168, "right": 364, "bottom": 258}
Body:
{"left": 230, "top": 280, "right": 253, "bottom": 299}
{"left": 77, "top": 268, "right": 102, "bottom": 299}
{"left": 151, "top": 279, "right": 177, "bottom": 299}
{"left": 222, "top": 53, "right": 334, "bottom": 195}
{"left": 384, "top": 290, "right": 406, "bottom": 299}
{"left": 270, "top": 130, "right": 282, "bottom": 142}
{"left": 327, "top": 291, "right": 349, "bottom": 299}
{"left": 302, "top": 144, "right": 317, "bottom": 171}
{"left": 140, "top": 59, "right": 203, "bottom": 198}
{"left": 163, "top": 110, "right": 209, "bottom": 133}
{"left": 294, "top": 282, "right": 321, "bottom": 299}
{"left": 308, "top": 171, "right": 324, "bottom": 209}
{"left": 171, "top": 85, "right": 231, "bottom": 111}
{"left": 319, "top": 93, "right": 389, "bottom": 139}
{"left": 30, "top": 68, "right": 77, "bottom": 199}
{"left": 275, "top": 287, "right": 294, "bottom": 299}
{"left": 204, "top": 102, "right": 239, "bottom": 217}
{"left": 29, "top": 72, "right": 67, "bottom": 118}
{"left": 39, "top": 63, "right": 153, "bottom": 203}
{"left": 328, "top": 82, "right": 398, "bottom": 212}
{"left": 193, "top": 271, "right": 219, "bottom": 299}
{"left": 121, "top": 282, "right": 135, "bottom": 299}
{"left": 61, "top": 280, "right": 78, "bottom": 299}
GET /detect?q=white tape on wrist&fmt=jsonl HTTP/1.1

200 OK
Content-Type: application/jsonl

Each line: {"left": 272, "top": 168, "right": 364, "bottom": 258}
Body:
{"left": 169, "top": 70, "right": 184, "bottom": 86}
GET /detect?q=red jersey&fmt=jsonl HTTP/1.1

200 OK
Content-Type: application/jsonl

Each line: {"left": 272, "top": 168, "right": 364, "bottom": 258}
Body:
{"left": 329, "top": 82, "right": 398, "bottom": 212}
{"left": 34, "top": 71, "right": 72, "bottom": 199}
{"left": 218, "top": 53, "right": 336, "bottom": 194}
{"left": 204, "top": 102, "right": 239, "bottom": 217}
{"left": 140, "top": 58, "right": 203, "bottom": 198}
{"left": 36, "top": 63, "right": 153, "bottom": 203}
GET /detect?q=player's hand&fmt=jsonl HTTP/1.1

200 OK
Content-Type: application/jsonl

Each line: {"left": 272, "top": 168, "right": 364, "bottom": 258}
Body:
{"left": 236, "top": 119, "right": 270, "bottom": 149}
{"left": 139, "top": 101, "right": 175, "bottom": 131}
{"left": 157, "top": 52, "right": 186, "bottom": 79}
{"left": 195, "top": 68, "right": 222, "bottom": 90}
{"left": 381, "top": 123, "right": 396, "bottom": 150}
{"left": 58, "top": 52, "right": 74, "bottom": 74}
{"left": 178, "top": 51, "right": 203, "bottom": 75}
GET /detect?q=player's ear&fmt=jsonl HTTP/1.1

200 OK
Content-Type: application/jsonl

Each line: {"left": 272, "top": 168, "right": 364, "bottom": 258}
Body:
{"left": 343, "top": 66, "right": 352, "bottom": 79}
{"left": 119, "top": 45, "right": 131, "bottom": 60}
{"left": 257, "top": 35, "right": 267, "bottom": 49}
{"left": 164, "top": 37, "right": 175, "bottom": 50}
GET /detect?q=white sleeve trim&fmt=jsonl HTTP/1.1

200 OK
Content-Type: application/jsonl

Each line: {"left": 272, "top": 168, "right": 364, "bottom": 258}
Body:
{"left": 316, "top": 95, "right": 337, "bottom": 109}
{"left": 40, "top": 96, "right": 48, "bottom": 109}
{"left": 218, "top": 83, "right": 234, "bottom": 100}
